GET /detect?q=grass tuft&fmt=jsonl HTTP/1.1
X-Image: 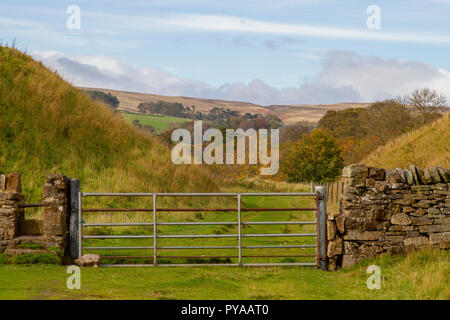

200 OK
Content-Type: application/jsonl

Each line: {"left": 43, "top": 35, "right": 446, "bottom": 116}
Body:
{"left": 8, "top": 253, "right": 61, "bottom": 265}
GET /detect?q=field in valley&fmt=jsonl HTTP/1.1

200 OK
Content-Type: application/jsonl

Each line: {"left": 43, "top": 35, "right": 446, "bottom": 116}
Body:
{"left": 82, "top": 87, "right": 371, "bottom": 124}
{"left": 121, "top": 111, "right": 191, "bottom": 134}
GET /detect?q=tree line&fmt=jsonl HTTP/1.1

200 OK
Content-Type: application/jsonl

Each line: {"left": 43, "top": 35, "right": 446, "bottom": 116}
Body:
{"left": 137, "top": 101, "right": 283, "bottom": 129}
{"left": 84, "top": 90, "right": 119, "bottom": 111}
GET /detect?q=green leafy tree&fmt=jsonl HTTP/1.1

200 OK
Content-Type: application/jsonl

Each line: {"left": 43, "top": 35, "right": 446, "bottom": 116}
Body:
{"left": 282, "top": 129, "right": 344, "bottom": 183}
{"left": 85, "top": 90, "right": 119, "bottom": 110}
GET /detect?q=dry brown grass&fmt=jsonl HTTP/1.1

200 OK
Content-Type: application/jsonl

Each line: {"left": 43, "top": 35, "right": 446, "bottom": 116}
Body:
{"left": 364, "top": 113, "right": 450, "bottom": 169}
{"left": 346, "top": 248, "right": 450, "bottom": 300}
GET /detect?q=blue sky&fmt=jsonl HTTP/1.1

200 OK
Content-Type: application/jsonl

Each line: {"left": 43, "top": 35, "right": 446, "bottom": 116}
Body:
{"left": 1, "top": 0, "right": 450, "bottom": 105}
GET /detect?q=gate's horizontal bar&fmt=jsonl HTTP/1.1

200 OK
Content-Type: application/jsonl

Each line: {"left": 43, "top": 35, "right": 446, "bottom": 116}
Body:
{"left": 99, "top": 254, "right": 317, "bottom": 259}
{"left": 82, "top": 207, "right": 315, "bottom": 212}
{"left": 83, "top": 223, "right": 154, "bottom": 227}
{"left": 158, "top": 192, "right": 314, "bottom": 197}
{"left": 18, "top": 203, "right": 46, "bottom": 208}
{"left": 99, "top": 264, "right": 240, "bottom": 267}
{"left": 241, "top": 233, "right": 316, "bottom": 237}
{"left": 157, "top": 208, "right": 236, "bottom": 212}
{"left": 244, "top": 208, "right": 315, "bottom": 212}
{"left": 83, "top": 235, "right": 153, "bottom": 239}
{"left": 242, "top": 245, "right": 316, "bottom": 249}
{"left": 98, "top": 262, "right": 316, "bottom": 267}
{"left": 159, "top": 208, "right": 316, "bottom": 212}
{"left": 83, "top": 208, "right": 154, "bottom": 212}
{"left": 83, "top": 246, "right": 154, "bottom": 250}
{"left": 82, "top": 221, "right": 315, "bottom": 227}
{"left": 157, "top": 222, "right": 238, "bottom": 226}
{"left": 82, "top": 192, "right": 316, "bottom": 197}
{"left": 82, "top": 193, "right": 154, "bottom": 197}
{"left": 241, "top": 221, "right": 315, "bottom": 225}
{"left": 241, "top": 263, "right": 316, "bottom": 267}
{"left": 157, "top": 193, "right": 238, "bottom": 196}
{"left": 157, "top": 246, "right": 239, "bottom": 249}
{"left": 157, "top": 234, "right": 238, "bottom": 238}
{"left": 240, "top": 193, "right": 315, "bottom": 196}
{"left": 85, "top": 233, "right": 318, "bottom": 239}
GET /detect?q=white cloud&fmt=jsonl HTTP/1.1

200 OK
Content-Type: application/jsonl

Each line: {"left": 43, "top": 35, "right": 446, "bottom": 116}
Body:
{"left": 31, "top": 50, "right": 450, "bottom": 105}
{"left": 94, "top": 13, "right": 450, "bottom": 44}
{"left": 316, "top": 51, "right": 450, "bottom": 102}
{"left": 32, "top": 51, "right": 215, "bottom": 97}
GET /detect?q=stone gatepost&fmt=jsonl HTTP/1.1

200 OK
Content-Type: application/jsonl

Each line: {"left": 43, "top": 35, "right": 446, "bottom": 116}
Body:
{"left": 0, "top": 173, "right": 25, "bottom": 240}
{"left": 42, "top": 174, "right": 70, "bottom": 254}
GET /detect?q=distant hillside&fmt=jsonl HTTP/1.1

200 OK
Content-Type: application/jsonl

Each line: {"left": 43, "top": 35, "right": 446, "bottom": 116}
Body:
{"left": 80, "top": 87, "right": 371, "bottom": 124}
{"left": 0, "top": 47, "right": 218, "bottom": 201}
{"left": 80, "top": 87, "right": 273, "bottom": 116}
{"left": 267, "top": 103, "right": 371, "bottom": 124}
{"left": 364, "top": 113, "right": 450, "bottom": 169}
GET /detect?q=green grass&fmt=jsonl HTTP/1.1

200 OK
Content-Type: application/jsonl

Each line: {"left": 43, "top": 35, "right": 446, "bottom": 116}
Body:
{"left": 0, "top": 249, "right": 447, "bottom": 299}
{"left": 17, "top": 243, "right": 44, "bottom": 250}
{"left": 8, "top": 253, "right": 61, "bottom": 265}
{"left": 121, "top": 111, "right": 191, "bottom": 134}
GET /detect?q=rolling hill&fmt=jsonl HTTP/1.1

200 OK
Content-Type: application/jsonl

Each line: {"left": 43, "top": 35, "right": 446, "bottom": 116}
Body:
{"left": 267, "top": 103, "right": 371, "bottom": 123}
{"left": 0, "top": 47, "right": 219, "bottom": 202}
{"left": 80, "top": 87, "right": 371, "bottom": 124}
{"left": 364, "top": 113, "right": 450, "bottom": 169}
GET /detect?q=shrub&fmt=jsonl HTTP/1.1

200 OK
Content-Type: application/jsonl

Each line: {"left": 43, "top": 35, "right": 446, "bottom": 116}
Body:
{"left": 282, "top": 129, "right": 344, "bottom": 183}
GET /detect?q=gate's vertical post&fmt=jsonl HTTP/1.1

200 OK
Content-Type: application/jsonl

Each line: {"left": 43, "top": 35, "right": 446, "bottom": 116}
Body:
{"left": 153, "top": 194, "right": 158, "bottom": 266}
{"left": 69, "top": 179, "right": 80, "bottom": 259}
{"left": 78, "top": 188, "right": 82, "bottom": 259}
{"left": 237, "top": 194, "right": 242, "bottom": 266}
{"left": 315, "top": 186, "right": 328, "bottom": 271}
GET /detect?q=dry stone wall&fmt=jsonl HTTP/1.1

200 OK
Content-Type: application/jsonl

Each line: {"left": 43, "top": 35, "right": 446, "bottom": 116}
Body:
{"left": 42, "top": 174, "right": 70, "bottom": 255}
{"left": 0, "top": 173, "right": 71, "bottom": 260}
{"left": 327, "top": 164, "right": 450, "bottom": 270}
{"left": 0, "top": 173, "right": 24, "bottom": 240}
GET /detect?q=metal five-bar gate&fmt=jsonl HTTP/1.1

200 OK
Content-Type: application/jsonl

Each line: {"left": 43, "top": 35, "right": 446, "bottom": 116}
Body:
{"left": 68, "top": 181, "right": 327, "bottom": 270}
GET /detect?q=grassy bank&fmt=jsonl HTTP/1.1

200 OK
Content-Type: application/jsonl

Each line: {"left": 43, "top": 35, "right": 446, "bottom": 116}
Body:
{"left": 364, "top": 113, "right": 450, "bottom": 168}
{"left": 0, "top": 249, "right": 447, "bottom": 299}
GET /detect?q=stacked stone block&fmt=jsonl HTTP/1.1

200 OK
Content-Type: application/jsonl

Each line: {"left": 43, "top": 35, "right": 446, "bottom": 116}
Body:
{"left": 42, "top": 174, "right": 70, "bottom": 254}
{"left": 0, "top": 173, "right": 24, "bottom": 240}
{"left": 327, "top": 164, "right": 450, "bottom": 271}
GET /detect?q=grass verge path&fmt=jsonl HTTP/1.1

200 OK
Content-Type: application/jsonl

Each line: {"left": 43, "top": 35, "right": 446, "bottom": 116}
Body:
{"left": 0, "top": 249, "right": 447, "bottom": 300}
